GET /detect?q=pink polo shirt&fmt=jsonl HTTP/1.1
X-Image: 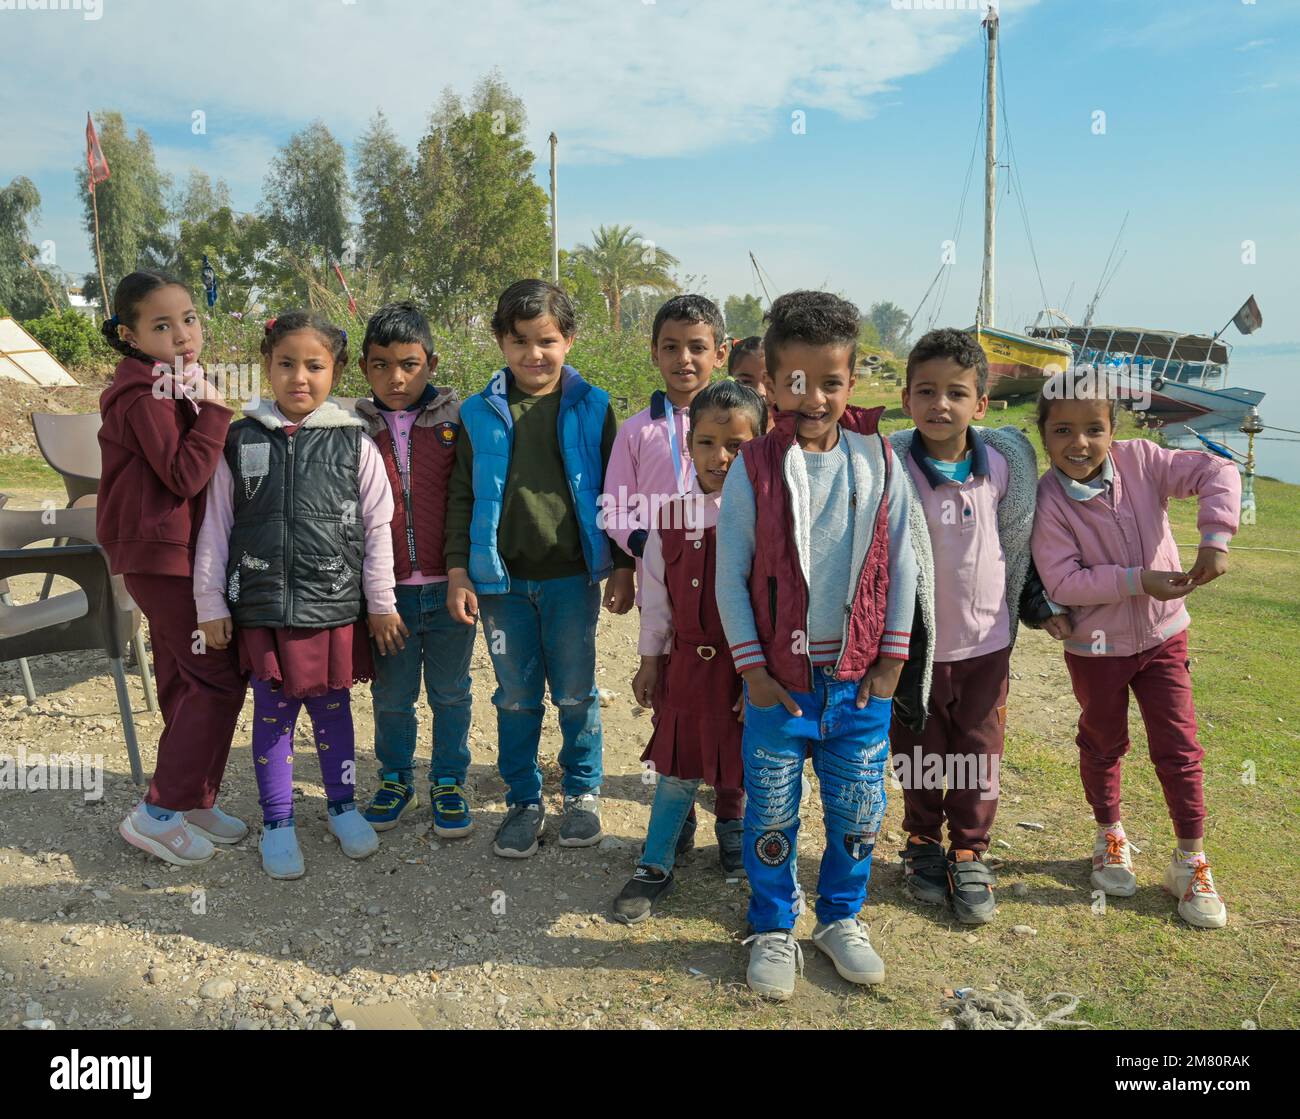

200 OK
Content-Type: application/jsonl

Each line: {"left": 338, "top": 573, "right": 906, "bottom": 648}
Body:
{"left": 601, "top": 391, "right": 695, "bottom": 605}
{"left": 905, "top": 432, "right": 1011, "bottom": 663}
{"left": 379, "top": 406, "right": 445, "bottom": 587}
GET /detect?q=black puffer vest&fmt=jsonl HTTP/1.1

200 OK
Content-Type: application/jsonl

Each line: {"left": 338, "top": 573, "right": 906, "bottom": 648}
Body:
{"left": 223, "top": 403, "right": 366, "bottom": 628}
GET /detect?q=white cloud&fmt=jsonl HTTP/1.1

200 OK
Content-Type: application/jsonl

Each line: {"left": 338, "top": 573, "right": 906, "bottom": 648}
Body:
{"left": 2, "top": 0, "right": 1039, "bottom": 177}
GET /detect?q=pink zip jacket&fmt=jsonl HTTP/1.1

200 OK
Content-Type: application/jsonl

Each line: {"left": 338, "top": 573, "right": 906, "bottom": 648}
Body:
{"left": 1031, "top": 438, "right": 1240, "bottom": 657}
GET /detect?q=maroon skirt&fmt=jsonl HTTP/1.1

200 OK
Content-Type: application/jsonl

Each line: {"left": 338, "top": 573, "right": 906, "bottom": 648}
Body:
{"left": 237, "top": 622, "right": 373, "bottom": 699}
{"left": 641, "top": 637, "right": 744, "bottom": 788}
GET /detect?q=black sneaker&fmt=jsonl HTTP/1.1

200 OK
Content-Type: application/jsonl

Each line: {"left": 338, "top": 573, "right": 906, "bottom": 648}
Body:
{"left": 715, "top": 817, "right": 745, "bottom": 876}
{"left": 492, "top": 802, "right": 545, "bottom": 858}
{"left": 901, "top": 837, "right": 949, "bottom": 905}
{"left": 949, "top": 851, "right": 997, "bottom": 924}
{"left": 611, "top": 866, "right": 675, "bottom": 924}
{"left": 558, "top": 793, "right": 602, "bottom": 847}
{"left": 675, "top": 808, "right": 698, "bottom": 858}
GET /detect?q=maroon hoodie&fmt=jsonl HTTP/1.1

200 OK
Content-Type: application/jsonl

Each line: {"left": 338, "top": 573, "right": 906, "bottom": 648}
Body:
{"left": 96, "top": 355, "right": 233, "bottom": 578}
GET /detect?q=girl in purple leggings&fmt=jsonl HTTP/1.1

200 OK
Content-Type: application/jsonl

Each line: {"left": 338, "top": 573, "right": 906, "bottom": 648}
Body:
{"left": 194, "top": 312, "right": 401, "bottom": 879}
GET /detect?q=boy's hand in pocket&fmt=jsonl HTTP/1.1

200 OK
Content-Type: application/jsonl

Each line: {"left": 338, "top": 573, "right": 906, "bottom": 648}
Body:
{"left": 859, "top": 657, "right": 904, "bottom": 707}
{"left": 368, "top": 611, "right": 409, "bottom": 656}
{"left": 742, "top": 667, "right": 802, "bottom": 716}
{"left": 198, "top": 617, "right": 232, "bottom": 651}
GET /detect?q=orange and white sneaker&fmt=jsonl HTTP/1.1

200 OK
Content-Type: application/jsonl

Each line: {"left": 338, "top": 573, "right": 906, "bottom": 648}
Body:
{"left": 1091, "top": 827, "right": 1138, "bottom": 896}
{"left": 119, "top": 802, "right": 215, "bottom": 867}
{"left": 1163, "top": 852, "right": 1228, "bottom": 929}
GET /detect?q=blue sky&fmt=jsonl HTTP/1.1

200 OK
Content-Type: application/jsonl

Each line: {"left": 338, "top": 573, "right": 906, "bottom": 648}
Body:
{"left": 3, "top": 0, "right": 1297, "bottom": 346}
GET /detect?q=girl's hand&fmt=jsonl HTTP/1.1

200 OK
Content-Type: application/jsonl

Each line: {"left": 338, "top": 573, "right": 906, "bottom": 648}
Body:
{"left": 631, "top": 656, "right": 662, "bottom": 708}
{"left": 859, "top": 657, "right": 904, "bottom": 706}
{"left": 1042, "top": 613, "right": 1072, "bottom": 641}
{"left": 734, "top": 694, "right": 745, "bottom": 725}
{"left": 1140, "top": 569, "right": 1195, "bottom": 601}
{"left": 447, "top": 568, "right": 478, "bottom": 626}
{"left": 603, "top": 568, "right": 635, "bottom": 614}
{"left": 198, "top": 617, "right": 232, "bottom": 651}
{"left": 1186, "top": 546, "right": 1229, "bottom": 586}
{"left": 743, "top": 667, "right": 802, "bottom": 716}
{"left": 181, "top": 364, "right": 225, "bottom": 403}
{"left": 368, "top": 611, "right": 409, "bottom": 656}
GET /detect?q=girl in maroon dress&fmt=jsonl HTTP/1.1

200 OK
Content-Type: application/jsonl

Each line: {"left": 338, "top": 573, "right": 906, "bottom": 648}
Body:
{"left": 194, "top": 312, "right": 403, "bottom": 879}
{"left": 612, "top": 380, "right": 768, "bottom": 923}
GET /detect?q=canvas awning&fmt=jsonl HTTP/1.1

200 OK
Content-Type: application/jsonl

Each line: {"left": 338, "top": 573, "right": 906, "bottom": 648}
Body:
{"left": 0, "top": 318, "right": 80, "bottom": 386}
{"left": 1027, "top": 325, "right": 1230, "bottom": 365}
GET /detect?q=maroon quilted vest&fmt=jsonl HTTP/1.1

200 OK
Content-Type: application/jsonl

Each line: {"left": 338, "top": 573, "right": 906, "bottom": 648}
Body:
{"left": 373, "top": 418, "right": 457, "bottom": 580}
{"left": 740, "top": 405, "right": 893, "bottom": 693}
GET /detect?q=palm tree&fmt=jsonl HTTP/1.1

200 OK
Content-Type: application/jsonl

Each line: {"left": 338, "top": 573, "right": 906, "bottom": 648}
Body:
{"left": 573, "top": 224, "right": 679, "bottom": 330}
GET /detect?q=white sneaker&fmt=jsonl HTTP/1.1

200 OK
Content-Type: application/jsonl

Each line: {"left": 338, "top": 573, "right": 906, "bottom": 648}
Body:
{"left": 1164, "top": 853, "right": 1228, "bottom": 929}
{"left": 184, "top": 804, "right": 249, "bottom": 844}
{"left": 743, "top": 930, "right": 804, "bottom": 1001}
{"left": 119, "top": 802, "right": 215, "bottom": 867}
{"left": 1091, "top": 828, "right": 1138, "bottom": 897}
{"left": 812, "top": 918, "right": 885, "bottom": 985}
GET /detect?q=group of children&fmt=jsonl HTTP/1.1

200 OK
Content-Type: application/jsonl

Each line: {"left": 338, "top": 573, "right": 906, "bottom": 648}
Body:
{"left": 92, "top": 270, "right": 1240, "bottom": 1002}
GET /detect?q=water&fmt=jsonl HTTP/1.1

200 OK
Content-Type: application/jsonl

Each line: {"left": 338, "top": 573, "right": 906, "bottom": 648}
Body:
{"left": 1161, "top": 344, "right": 1300, "bottom": 485}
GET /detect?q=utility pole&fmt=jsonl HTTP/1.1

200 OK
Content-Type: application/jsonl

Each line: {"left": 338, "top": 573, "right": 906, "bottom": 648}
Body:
{"left": 549, "top": 132, "right": 559, "bottom": 284}
{"left": 979, "top": 6, "right": 998, "bottom": 329}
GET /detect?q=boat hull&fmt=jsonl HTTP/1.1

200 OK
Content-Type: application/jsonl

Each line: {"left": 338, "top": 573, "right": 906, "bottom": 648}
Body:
{"left": 974, "top": 326, "right": 1073, "bottom": 397}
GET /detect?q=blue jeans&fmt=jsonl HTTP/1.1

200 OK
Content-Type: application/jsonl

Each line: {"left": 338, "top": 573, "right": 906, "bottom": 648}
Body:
{"left": 371, "top": 582, "right": 475, "bottom": 785}
{"left": 641, "top": 774, "right": 700, "bottom": 873}
{"left": 477, "top": 573, "right": 603, "bottom": 805}
{"left": 742, "top": 673, "right": 892, "bottom": 931}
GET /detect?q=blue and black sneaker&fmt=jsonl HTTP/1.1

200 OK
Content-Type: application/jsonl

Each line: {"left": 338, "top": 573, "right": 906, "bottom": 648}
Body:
{"left": 362, "top": 778, "right": 418, "bottom": 832}
{"left": 430, "top": 778, "right": 473, "bottom": 839}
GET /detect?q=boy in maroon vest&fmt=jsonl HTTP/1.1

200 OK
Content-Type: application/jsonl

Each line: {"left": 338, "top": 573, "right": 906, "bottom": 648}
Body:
{"left": 716, "top": 291, "right": 919, "bottom": 1000}
{"left": 354, "top": 304, "right": 475, "bottom": 838}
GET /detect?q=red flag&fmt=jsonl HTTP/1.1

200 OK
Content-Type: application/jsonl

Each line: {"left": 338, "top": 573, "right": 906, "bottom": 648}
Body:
{"left": 86, "top": 113, "right": 110, "bottom": 191}
{"left": 1231, "top": 294, "right": 1262, "bottom": 335}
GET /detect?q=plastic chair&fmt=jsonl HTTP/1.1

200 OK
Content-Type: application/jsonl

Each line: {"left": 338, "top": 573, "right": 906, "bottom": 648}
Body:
{"left": 31, "top": 412, "right": 103, "bottom": 599}
{"left": 30, "top": 412, "right": 102, "bottom": 505}
{"left": 0, "top": 493, "right": 36, "bottom": 701}
{"left": 0, "top": 503, "right": 157, "bottom": 785}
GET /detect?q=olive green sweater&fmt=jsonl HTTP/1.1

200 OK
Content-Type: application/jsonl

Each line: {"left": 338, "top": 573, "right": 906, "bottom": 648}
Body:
{"left": 445, "top": 385, "right": 632, "bottom": 582}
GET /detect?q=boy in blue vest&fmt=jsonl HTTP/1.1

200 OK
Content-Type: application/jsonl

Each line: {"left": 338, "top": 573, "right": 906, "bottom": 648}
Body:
{"left": 716, "top": 290, "right": 919, "bottom": 1000}
{"left": 445, "top": 280, "right": 633, "bottom": 858}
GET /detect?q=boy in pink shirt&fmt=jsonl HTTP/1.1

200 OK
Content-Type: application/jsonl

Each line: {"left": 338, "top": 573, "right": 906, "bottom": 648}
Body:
{"left": 602, "top": 294, "right": 747, "bottom": 872}
{"left": 889, "top": 329, "right": 1068, "bottom": 924}
{"left": 1031, "top": 370, "right": 1240, "bottom": 929}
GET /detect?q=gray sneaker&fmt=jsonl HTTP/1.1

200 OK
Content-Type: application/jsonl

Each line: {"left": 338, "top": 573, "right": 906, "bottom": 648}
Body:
{"left": 558, "top": 793, "right": 602, "bottom": 847}
{"left": 743, "top": 929, "right": 804, "bottom": 1001}
{"left": 812, "top": 918, "right": 885, "bottom": 985}
{"left": 492, "top": 803, "right": 545, "bottom": 858}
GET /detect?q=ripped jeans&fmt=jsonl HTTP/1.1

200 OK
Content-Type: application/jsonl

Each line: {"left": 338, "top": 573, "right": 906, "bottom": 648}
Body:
{"left": 478, "top": 573, "right": 603, "bottom": 805}
{"left": 742, "top": 673, "right": 892, "bottom": 931}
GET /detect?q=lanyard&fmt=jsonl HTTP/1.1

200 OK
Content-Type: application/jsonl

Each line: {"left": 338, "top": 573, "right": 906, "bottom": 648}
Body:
{"left": 663, "top": 403, "right": 692, "bottom": 496}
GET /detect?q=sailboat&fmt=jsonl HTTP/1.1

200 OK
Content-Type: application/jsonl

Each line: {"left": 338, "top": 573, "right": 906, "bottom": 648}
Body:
{"left": 968, "top": 7, "right": 1072, "bottom": 397}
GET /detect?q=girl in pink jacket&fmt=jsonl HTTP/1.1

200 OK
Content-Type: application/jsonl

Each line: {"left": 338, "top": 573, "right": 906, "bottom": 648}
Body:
{"left": 1031, "top": 371, "right": 1240, "bottom": 929}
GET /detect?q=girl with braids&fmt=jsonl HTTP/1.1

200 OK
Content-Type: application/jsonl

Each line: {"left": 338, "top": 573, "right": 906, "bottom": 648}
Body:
{"left": 96, "top": 270, "right": 249, "bottom": 867}
{"left": 193, "top": 312, "right": 400, "bottom": 879}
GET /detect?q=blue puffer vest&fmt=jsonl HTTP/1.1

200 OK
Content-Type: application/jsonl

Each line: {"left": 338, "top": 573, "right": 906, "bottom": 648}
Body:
{"left": 460, "top": 365, "right": 613, "bottom": 595}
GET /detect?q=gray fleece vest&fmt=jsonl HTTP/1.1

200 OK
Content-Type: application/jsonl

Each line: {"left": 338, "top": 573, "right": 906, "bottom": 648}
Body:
{"left": 224, "top": 418, "right": 365, "bottom": 628}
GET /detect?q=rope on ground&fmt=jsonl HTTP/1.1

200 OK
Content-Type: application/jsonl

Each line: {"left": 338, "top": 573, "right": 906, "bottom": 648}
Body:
{"left": 940, "top": 988, "right": 1092, "bottom": 1030}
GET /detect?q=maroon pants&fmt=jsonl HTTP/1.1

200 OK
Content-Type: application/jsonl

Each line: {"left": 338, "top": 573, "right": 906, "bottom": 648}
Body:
{"left": 1064, "top": 629, "right": 1205, "bottom": 837}
{"left": 124, "top": 574, "right": 247, "bottom": 811}
{"left": 890, "top": 645, "right": 1010, "bottom": 853}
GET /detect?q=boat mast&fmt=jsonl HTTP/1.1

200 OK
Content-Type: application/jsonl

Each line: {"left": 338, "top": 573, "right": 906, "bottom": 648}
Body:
{"left": 979, "top": 5, "right": 998, "bottom": 330}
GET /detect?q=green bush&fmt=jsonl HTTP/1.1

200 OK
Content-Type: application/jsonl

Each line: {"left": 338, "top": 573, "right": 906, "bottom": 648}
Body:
{"left": 22, "top": 308, "right": 110, "bottom": 370}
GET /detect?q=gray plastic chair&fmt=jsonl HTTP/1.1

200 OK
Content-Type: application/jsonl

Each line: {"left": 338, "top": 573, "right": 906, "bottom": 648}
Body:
{"left": 0, "top": 503, "right": 157, "bottom": 785}
{"left": 31, "top": 412, "right": 104, "bottom": 599}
